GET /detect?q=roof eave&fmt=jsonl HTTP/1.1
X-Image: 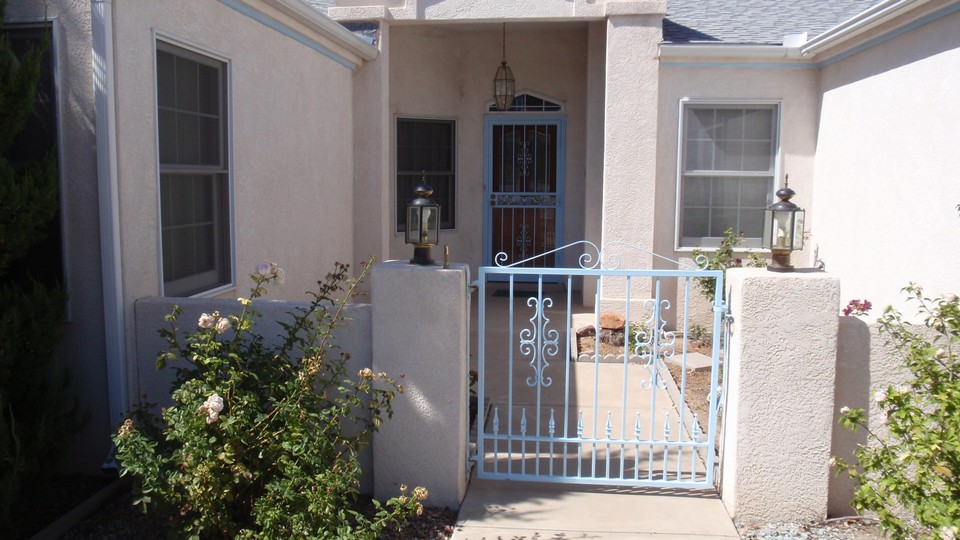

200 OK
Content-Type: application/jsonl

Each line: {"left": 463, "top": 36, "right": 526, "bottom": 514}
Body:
{"left": 659, "top": 43, "right": 804, "bottom": 61}
{"left": 259, "top": 0, "right": 379, "bottom": 62}
{"left": 800, "top": 0, "right": 934, "bottom": 57}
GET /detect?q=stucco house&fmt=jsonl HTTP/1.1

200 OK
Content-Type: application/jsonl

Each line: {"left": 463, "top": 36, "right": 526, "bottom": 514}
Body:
{"left": 3, "top": 0, "right": 958, "bottom": 486}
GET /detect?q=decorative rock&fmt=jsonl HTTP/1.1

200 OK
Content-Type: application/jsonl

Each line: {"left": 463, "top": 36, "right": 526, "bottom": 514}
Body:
{"left": 576, "top": 325, "right": 596, "bottom": 338}
{"left": 599, "top": 328, "right": 625, "bottom": 347}
{"left": 599, "top": 312, "right": 625, "bottom": 330}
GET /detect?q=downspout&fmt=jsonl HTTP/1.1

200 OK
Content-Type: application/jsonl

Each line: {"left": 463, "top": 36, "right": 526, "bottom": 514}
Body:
{"left": 91, "top": 0, "right": 126, "bottom": 432}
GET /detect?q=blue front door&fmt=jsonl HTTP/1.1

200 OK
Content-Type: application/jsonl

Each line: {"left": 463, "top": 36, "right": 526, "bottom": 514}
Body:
{"left": 483, "top": 117, "right": 565, "bottom": 269}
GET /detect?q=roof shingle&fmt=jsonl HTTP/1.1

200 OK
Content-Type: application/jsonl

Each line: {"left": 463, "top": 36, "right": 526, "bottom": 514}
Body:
{"left": 663, "top": 0, "right": 881, "bottom": 44}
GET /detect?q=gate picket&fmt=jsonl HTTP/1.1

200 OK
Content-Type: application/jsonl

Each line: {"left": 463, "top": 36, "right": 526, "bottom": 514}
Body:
{"left": 474, "top": 241, "right": 727, "bottom": 489}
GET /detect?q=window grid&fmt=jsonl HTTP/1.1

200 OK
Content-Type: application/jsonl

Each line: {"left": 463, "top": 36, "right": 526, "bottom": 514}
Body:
{"left": 679, "top": 105, "right": 777, "bottom": 249}
{"left": 157, "top": 41, "right": 231, "bottom": 296}
{"left": 396, "top": 118, "right": 456, "bottom": 231}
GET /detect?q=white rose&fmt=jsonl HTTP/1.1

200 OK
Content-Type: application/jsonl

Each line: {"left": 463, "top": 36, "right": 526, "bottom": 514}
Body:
{"left": 275, "top": 267, "right": 286, "bottom": 285}
{"left": 257, "top": 262, "right": 273, "bottom": 277}
{"left": 215, "top": 318, "right": 232, "bottom": 334}
{"left": 204, "top": 393, "right": 224, "bottom": 413}
{"left": 840, "top": 406, "right": 851, "bottom": 414}
{"left": 198, "top": 313, "right": 215, "bottom": 329}
{"left": 874, "top": 389, "right": 887, "bottom": 403}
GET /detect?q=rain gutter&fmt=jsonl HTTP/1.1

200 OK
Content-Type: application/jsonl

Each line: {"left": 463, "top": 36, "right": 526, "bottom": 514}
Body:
{"left": 91, "top": 0, "right": 126, "bottom": 428}
{"left": 801, "top": 0, "right": 933, "bottom": 56}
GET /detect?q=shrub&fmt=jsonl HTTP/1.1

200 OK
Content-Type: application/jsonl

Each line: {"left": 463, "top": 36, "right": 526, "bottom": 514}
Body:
{"left": 691, "top": 228, "right": 766, "bottom": 303}
{"left": 836, "top": 284, "right": 960, "bottom": 539}
{"left": 113, "top": 260, "right": 425, "bottom": 539}
{"left": 0, "top": 10, "right": 85, "bottom": 535}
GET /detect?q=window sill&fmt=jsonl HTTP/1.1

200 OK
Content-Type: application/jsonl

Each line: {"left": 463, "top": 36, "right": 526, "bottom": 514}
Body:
{"left": 185, "top": 283, "right": 236, "bottom": 299}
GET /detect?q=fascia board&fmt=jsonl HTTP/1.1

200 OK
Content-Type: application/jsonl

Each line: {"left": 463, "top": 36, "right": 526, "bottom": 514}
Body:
{"left": 800, "top": 0, "right": 933, "bottom": 57}
{"left": 243, "top": 0, "right": 378, "bottom": 63}
{"left": 659, "top": 44, "right": 804, "bottom": 61}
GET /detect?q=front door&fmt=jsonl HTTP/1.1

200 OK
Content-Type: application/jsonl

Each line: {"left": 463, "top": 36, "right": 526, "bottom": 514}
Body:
{"left": 484, "top": 117, "right": 565, "bottom": 270}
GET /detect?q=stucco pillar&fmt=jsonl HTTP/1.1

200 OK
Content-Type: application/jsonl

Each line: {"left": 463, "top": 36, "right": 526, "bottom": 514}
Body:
{"left": 371, "top": 261, "right": 470, "bottom": 509}
{"left": 582, "top": 20, "right": 606, "bottom": 307}
{"left": 601, "top": 6, "right": 663, "bottom": 305}
{"left": 721, "top": 268, "right": 840, "bottom": 524}
{"left": 352, "top": 22, "right": 391, "bottom": 283}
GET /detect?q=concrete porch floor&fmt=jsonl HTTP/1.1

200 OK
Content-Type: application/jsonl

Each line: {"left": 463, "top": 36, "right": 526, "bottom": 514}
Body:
{"left": 457, "top": 283, "right": 739, "bottom": 539}
{"left": 451, "top": 474, "right": 740, "bottom": 539}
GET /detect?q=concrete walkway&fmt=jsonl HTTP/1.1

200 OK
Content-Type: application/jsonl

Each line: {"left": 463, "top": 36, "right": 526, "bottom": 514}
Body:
{"left": 451, "top": 472, "right": 740, "bottom": 539}
{"left": 458, "top": 285, "right": 739, "bottom": 539}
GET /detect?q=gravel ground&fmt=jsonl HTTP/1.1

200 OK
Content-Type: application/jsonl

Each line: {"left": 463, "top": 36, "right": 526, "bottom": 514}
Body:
{"left": 738, "top": 518, "right": 887, "bottom": 539}
{"left": 63, "top": 488, "right": 457, "bottom": 539}
{"left": 49, "top": 344, "right": 888, "bottom": 540}
{"left": 56, "top": 478, "right": 891, "bottom": 540}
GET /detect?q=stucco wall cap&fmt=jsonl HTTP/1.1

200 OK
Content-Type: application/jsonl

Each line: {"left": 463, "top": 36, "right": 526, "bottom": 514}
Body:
{"left": 727, "top": 267, "right": 834, "bottom": 282}
{"left": 327, "top": 5, "right": 391, "bottom": 21}
{"left": 604, "top": 0, "right": 666, "bottom": 16}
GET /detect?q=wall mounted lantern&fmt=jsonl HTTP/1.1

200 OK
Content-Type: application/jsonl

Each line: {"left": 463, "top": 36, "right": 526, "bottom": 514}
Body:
{"left": 493, "top": 23, "right": 515, "bottom": 111}
{"left": 405, "top": 183, "right": 440, "bottom": 265}
{"left": 762, "top": 178, "right": 805, "bottom": 272}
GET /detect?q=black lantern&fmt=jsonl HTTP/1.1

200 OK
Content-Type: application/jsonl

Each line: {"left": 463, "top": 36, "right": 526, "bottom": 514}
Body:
{"left": 762, "top": 179, "right": 805, "bottom": 272}
{"left": 405, "top": 184, "right": 440, "bottom": 265}
{"left": 493, "top": 23, "right": 515, "bottom": 111}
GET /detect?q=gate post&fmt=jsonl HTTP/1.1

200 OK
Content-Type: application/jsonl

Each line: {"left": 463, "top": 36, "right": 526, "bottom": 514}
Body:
{"left": 370, "top": 261, "right": 470, "bottom": 509}
{"left": 721, "top": 268, "right": 840, "bottom": 524}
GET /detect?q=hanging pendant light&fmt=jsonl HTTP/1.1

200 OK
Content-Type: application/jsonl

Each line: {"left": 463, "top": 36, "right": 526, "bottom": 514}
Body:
{"left": 493, "top": 23, "right": 515, "bottom": 111}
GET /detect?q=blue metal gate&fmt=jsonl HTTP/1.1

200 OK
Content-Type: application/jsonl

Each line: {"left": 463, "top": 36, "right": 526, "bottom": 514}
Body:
{"left": 474, "top": 241, "right": 729, "bottom": 488}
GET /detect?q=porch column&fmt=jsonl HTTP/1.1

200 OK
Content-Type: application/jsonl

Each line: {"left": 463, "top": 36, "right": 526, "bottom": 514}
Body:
{"left": 722, "top": 268, "right": 840, "bottom": 523}
{"left": 583, "top": 20, "right": 606, "bottom": 307}
{"left": 350, "top": 21, "right": 392, "bottom": 286}
{"left": 371, "top": 261, "right": 470, "bottom": 510}
{"left": 601, "top": 2, "right": 664, "bottom": 305}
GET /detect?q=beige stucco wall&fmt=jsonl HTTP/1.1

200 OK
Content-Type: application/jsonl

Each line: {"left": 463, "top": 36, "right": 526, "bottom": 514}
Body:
{"left": 829, "top": 316, "right": 911, "bottom": 516}
{"left": 331, "top": 0, "right": 606, "bottom": 21}
{"left": 723, "top": 268, "right": 841, "bottom": 524}
{"left": 656, "top": 65, "right": 821, "bottom": 328}
{"left": 813, "top": 8, "right": 960, "bottom": 315}
{"left": 385, "top": 23, "right": 588, "bottom": 272}
{"left": 110, "top": 1, "right": 361, "bottom": 407}
{"left": 352, "top": 23, "right": 392, "bottom": 287}
{"left": 133, "top": 296, "right": 376, "bottom": 493}
{"left": 371, "top": 262, "right": 469, "bottom": 509}
{"left": 6, "top": 0, "right": 110, "bottom": 473}
{"left": 596, "top": 12, "right": 663, "bottom": 310}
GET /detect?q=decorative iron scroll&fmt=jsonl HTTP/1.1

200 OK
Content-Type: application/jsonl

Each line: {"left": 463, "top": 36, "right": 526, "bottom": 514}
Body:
{"left": 494, "top": 194, "right": 557, "bottom": 206}
{"left": 516, "top": 140, "right": 533, "bottom": 178}
{"left": 632, "top": 298, "right": 674, "bottom": 391}
{"left": 520, "top": 296, "right": 557, "bottom": 388}
{"left": 515, "top": 223, "right": 533, "bottom": 260}
{"left": 493, "top": 240, "right": 709, "bottom": 271}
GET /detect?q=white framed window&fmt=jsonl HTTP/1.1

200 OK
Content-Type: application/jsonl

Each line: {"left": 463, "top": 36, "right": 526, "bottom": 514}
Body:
{"left": 396, "top": 118, "right": 456, "bottom": 232}
{"left": 677, "top": 102, "right": 779, "bottom": 249}
{"left": 156, "top": 40, "right": 231, "bottom": 296}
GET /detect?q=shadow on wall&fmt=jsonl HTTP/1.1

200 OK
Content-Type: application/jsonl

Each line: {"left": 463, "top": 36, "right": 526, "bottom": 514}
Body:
{"left": 132, "top": 296, "right": 375, "bottom": 493}
{"left": 829, "top": 316, "right": 871, "bottom": 517}
{"left": 819, "top": 8, "right": 960, "bottom": 92}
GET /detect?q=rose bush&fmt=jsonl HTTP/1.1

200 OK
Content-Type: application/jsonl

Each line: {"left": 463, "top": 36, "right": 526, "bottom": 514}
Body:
{"left": 836, "top": 284, "right": 959, "bottom": 539}
{"left": 113, "top": 259, "right": 425, "bottom": 539}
